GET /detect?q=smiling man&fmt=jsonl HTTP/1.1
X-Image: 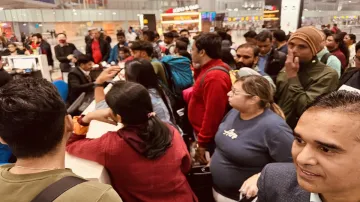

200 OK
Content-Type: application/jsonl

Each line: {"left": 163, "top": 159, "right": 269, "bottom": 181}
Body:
{"left": 257, "top": 90, "right": 360, "bottom": 202}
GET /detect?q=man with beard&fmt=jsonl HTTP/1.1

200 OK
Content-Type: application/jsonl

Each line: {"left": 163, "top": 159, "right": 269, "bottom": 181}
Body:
{"left": 276, "top": 26, "right": 339, "bottom": 129}
{"left": 230, "top": 43, "right": 275, "bottom": 89}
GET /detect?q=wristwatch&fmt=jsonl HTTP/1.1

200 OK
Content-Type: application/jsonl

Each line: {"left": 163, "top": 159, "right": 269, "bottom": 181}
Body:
{"left": 94, "top": 82, "right": 105, "bottom": 88}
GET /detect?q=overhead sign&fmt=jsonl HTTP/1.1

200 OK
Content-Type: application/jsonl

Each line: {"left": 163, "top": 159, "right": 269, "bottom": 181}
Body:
{"left": 166, "top": 4, "right": 200, "bottom": 13}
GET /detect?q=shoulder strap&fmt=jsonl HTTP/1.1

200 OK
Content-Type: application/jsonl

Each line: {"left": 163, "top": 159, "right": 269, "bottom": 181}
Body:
{"left": 31, "top": 176, "right": 87, "bottom": 202}
{"left": 200, "top": 66, "right": 230, "bottom": 87}
{"left": 320, "top": 53, "right": 332, "bottom": 65}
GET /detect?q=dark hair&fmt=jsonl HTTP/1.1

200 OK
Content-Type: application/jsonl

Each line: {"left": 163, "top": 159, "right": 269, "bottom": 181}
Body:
{"left": 124, "top": 58, "right": 174, "bottom": 122}
{"left": 273, "top": 30, "right": 287, "bottom": 42}
{"left": 236, "top": 43, "right": 260, "bottom": 57}
{"left": 235, "top": 75, "right": 285, "bottom": 118}
{"left": 7, "top": 43, "right": 16, "bottom": 48}
{"left": 180, "top": 29, "right": 190, "bottom": 35}
{"left": 333, "top": 34, "right": 350, "bottom": 66}
{"left": 116, "top": 31, "right": 125, "bottom": 37}
{"left": 0, "top": 78, "right": 66, "bottom": 158}
{"left": 143, "top": 30, "right": 156, "bottom": 42}
{"left": 32, "top": 33, "right": 42, "bottom": 39}
{"left": 334, "top": 24, "right": 338, "bottom": 27}
{"left": 164, "top": 32, "right": 174, "bottom": 39}
{"left": 130, "top": 40, "right": 153, "bottom": 57}
{"left": 356, "top": 41, "right": 360, "bottom": 53}
{"left": 176, "top": 40, "right": 188, "bottom": 51}
{"left": 348, "top": 34, "right": 356, "bottom": 44}
{"left": 177, "top": 37, "right": 190, "bottom": 46}
{"left": 57, "top": 33, "right": 67, "bottom": 38}
{"left": 307, "top": 91, "right": 360, "bottom": 115}
{"left": 171, "top": 30, "right": 179, "bottom": 38}
{"left": 155, "top": 32, "right": 160, "bottom": 38}
{"left": 255, "top": 31, "right": 272, "bottom": 42}
{"left": 194, "top": 33, "right": 222, "bottom": 59}
{"left": 221, "top": 48, "right": 236, "bottom": 69}
{"left": 106, "top": 81, "right": 172, "bottom": 159}
{"left": 323, "top": 29, "right": 332, "bottom": 38}
{"left": 129, "top": 26, "right": 133, "bottom": 30}
{"left": 243, "top": 31, "right": 257, "bottom": 38}
{"left": 76, "top": 54, "right": 92, "bottom": 66}
{"left": 119, "top": 46, "right": 130, "bottom": 54}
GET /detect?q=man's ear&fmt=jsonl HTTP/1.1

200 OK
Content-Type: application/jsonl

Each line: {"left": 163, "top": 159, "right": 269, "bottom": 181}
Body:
{"left": 0, "top": 137, "right": 7, "bottom": 145}
{"left": 253, "top": 56, "right": 259, "bottom": 67}
{"left": 63, "top": 115, "right": 73, "bottom": 139}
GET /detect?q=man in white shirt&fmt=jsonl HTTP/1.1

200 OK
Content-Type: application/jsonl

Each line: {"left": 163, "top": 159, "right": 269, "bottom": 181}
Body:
{"left": 125, "top": 26, "right": 137, "bottom": 42}
{"left": 256, "top": 91, "right": 360, "bottom": 202}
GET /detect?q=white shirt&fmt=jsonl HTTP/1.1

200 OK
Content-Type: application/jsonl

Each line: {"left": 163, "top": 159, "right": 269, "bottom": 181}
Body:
{"left": 310, "top": 193, "right": 322, "bottom": 202}
{"left": 125, "top": 32, "right": 137, "bottom": 42}
{"left": 349, "top": 44, "right": 356, "bottom": 64}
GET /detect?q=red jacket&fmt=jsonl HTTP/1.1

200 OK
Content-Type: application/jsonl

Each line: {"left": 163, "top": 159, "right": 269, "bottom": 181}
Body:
{"left": 331, "top": 48, "right": 347, "bottom": 70}
{"left": 188, "top": 59, "right": 232, "bottom": 148}
{"left": 67, "top": 123, "right": 197, "bottom": 202}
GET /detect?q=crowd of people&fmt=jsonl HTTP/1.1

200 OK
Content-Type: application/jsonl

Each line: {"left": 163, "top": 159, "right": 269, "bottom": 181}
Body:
{"left": 0, "top": 23, "right": 360, "bottom": 202}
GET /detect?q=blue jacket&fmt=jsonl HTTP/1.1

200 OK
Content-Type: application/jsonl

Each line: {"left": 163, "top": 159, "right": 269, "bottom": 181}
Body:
{"left": 108, "top": 43, "right": 128, "bottom": 64}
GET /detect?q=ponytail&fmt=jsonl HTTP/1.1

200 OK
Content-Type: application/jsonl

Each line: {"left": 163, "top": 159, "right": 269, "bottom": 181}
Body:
{"left": 137, "top": 115, "right": 173, "bottom": 159}
{"left": 268, "top": 102, "right": 286, "bottom": 119}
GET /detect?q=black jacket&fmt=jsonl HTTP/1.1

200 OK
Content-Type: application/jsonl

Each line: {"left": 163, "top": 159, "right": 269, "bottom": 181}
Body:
{"left": 86, "top": 39, "right": 111, "bottom": 63}
{"left": 40, "top": 41, "right": 54, "bottom": 67}
{"left": 264, "top": 49, "right": 286, "bottom": 82}
{"left": 338, "top": 67, "right": 360, "bottom": 90}
{"left": 67, "top": 66, "right": 94, "bottom": 105}
{"left": 54, "top": 43, "right": 77, "bottom": 72}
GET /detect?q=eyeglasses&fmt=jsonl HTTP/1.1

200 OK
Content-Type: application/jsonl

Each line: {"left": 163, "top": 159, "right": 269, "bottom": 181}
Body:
{"left": 230, "top": 87, "right": 252, "bottom": 96}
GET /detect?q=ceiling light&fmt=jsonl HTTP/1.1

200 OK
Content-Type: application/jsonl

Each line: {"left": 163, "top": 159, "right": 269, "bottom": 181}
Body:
{"left": 349, "top": 0, "right": 352, "bottom": 2}
{"left": 234, "top": 8, "right": 238, "bottom": 11}
{"left": 74, "top": 13, "right": 77, "bottom": 15}
{"left": 247, "top": 8, "right": 251, "bottom": 10}
{"left": 99, "top": 13, "right": 102, "bottom": 15}
{"left": 73, "top": 9, "right": 76, "bottom": 12}
{"left": 23, "top": 23, "right": 27, "bottom": 26}
{"left": 0, "top": 8, "right": 3, "bottom": 10}
{"left": 39, "top": 24, "right": 43, "bottom": 27}
{"left": 112, "top": 12, "right": 116, "bottom": 15}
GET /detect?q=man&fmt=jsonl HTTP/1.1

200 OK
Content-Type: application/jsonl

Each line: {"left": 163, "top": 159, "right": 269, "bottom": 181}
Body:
{"left": 54, "top": 33, "right": 78, "bottom": 82}
{"left": 258, "top": 91, "right": 360, "bottom": 202}
{"left": 316, "top": 30, "right": 341, "bottom": 77}
{"left": 232, "top": 43, "right": 275, "bottom": 89}
{"left": 273, "top": 30, "right": 288, "bottom": 55}
{"left": 180, "top": 29, "right": 193, "bottom": 52}
{"left": 189, "top": 33, "right": 232, "bottom": 164}
{"left": 255, "top": 31, "right": 286, "bottom": 82}
{"left": 31, "top": 33, "right": 54, "bottom": 67}
{"left": 86, "top": 29, "right": 110, "bottom": 64}
{"left": 118, "top": 47, "right": 131, "bottom": 62}
{"left": 85, "top": 29, "right": 92, "bottom": 44}
{"left": 130, "top": 40, "right": 168, "bottom": 86}
{"left": 108, "top": 31, "right": 128, "bottom": 64}
{"left": 243, "top": 30, "right": 257, "bottom": 45}
{"left": 162, "top": 32, "right": 175, "bottom": 55}
{"left": 276, "top": 26, "right": 339, "bottom": 129}
{"left": 68, "top": 55, "right": 95, "bottom": 105}
{"left": 143, "top": 30, "right": 162, "bottom": 60}
{"left": 125, "top": 26, "right": 137, "bottom": 42}
{"left": 0, "top": 78, "right": 123, "bottom": 202}
{"left": 331, "top": 23, "right": 341, "bottom": 34}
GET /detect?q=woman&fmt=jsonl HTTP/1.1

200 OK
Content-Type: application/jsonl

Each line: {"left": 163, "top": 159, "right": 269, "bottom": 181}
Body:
{"left": 95, "top": 58, "right": 174, "bottom": 124}
{"left": 66, "top": 81, "right": 197, "bottom": 202}
{"left": 326, "top": 34, "right": 350, "bottom": 73}
{"left": 344, "top": 34, "right": 356, "bottom": 65}
{"left": 210, "top": 75, "right": 293, "bottom": 202}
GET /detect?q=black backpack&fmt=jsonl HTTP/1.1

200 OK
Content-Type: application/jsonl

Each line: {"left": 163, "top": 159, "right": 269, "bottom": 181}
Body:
{"left": 320, "top": 52, "right": 332, "bottom": 65}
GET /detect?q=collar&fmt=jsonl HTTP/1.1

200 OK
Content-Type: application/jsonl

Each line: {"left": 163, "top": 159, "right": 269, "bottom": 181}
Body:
{"left": 78, "top": 67, "right": 90, "bottom": 76}
{"left": 310, "top": 193, "right": 322, "bottom": 202}
{"left": 260, "top": 49, "right": 272, "bottom": 57}
{"left": 317, "top": 48, "right": 329, "bottom": 58}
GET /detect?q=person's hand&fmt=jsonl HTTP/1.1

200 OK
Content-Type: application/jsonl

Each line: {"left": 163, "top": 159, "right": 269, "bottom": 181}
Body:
{"left": 67, "top": 54, "right": 74, "bottom": 60}
{"left": 71, "top": 58, "right": 77, "bottom": 63}
{"left": 285, "top": 49, "right": 300, "bottom": 78}
{"left": 82, "top": 108, "right": 118, "bottom": 125}
{"left": 95, "top": 66, "right": 121, "bottom": 84}
{"left": 239, "top": 173, "right": 260, "bottom": 199}
{"left": 24, "top": 50, "right": 30, "bottom": 55}
{"left": 194, "top": 146, "right": 208, "bottom": 165}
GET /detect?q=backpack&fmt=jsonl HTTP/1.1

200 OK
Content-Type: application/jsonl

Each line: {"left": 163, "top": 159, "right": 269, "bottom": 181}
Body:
{"left": 161, "top": 55, "right": 194, "bottom": 96}
{"left": 320, "top": 52, "right": 332, "bottom": 65}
